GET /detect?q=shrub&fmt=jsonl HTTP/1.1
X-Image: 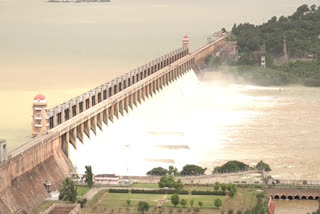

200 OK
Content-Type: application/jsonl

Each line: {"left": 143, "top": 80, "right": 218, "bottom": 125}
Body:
{"left": 214, "top": 198, "right": 222, "bottom": 209}
{"left": 214, "top": 182, "right": 220, "bottom": 191}
{"left": 180, "top": 199, "right": 187, "bottom": 207}
{"left": 191, "top": 190, "right": 226, "bottom": 196}
{"left": 109, "top": 189, "right": 129, "bottom": 193}
{"left": 131, "top": 189, "right": 188, "bottom": 194}
{"left": 189, "top": 199, "right": 194, "bottom": 207}
{"left": 137, "top": 201, "right": 149, "bottom": 214}
{"left": 221, "top": 184, "right": 227, "bottom": 192}
{"left": 171, "top": 194, "right": 180, "bottom": 207}
{"left": 77, "top": 197, "right": 87, "bottom": 208}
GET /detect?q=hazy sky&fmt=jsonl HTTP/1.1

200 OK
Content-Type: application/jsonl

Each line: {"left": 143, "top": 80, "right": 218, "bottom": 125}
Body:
{"left": 1, "top": 0, "right": 319, "bottom": 90}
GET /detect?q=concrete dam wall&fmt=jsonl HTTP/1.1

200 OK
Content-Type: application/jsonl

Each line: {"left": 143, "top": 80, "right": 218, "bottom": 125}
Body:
{"left": 0, "top": 137, "right": 74, "bottom": 214}
{"left": 0, "top": 34, "right": 236, "bottom": 213}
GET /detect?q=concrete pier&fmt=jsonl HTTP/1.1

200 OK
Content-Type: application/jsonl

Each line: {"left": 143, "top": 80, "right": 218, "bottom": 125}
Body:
{"left": 0, "top": 34, "right": 238, "bottom": 213}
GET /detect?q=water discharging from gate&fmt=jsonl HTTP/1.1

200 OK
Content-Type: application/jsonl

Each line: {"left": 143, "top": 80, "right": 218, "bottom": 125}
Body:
{"left": 69, "top": 69, "right": 320, "bottom": 181}
{"left": 69, "top": 69, "right": 259, "bottom": 175}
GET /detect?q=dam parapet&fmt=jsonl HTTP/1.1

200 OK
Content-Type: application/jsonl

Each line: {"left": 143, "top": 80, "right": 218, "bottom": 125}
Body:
{"left": 0, "top": 33, "right": 235, "bottom": 213}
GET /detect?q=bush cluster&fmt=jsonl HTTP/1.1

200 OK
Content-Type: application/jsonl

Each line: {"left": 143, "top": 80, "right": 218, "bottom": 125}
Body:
{"left": 108, "top": 189, "right": 129, "bottom": 193}
{"left": 131, "top": 189, "right": 188, "bottom": 195}
{"left": 191, "top": 190, "right": 226, "bottom": 196}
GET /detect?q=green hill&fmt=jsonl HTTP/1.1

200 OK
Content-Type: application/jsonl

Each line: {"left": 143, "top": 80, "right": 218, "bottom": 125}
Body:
{"left": 231, "top": 4, "right": 320, "bottom": 59}
{"left": 206, "top": 4, "right": 320, "bottom": 87}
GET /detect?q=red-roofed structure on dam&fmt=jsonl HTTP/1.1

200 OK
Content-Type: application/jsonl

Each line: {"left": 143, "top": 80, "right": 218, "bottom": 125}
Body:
{"left": 32, "top": 94, "right": 49, "bottom": 137}
{"left": 0, "top": 33, "right": 239, "bottom": 213}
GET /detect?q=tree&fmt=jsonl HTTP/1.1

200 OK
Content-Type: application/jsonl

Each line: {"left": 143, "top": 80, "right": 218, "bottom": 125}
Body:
{"left": 214, "top": 198, "right": 222, "bottom": 209}
{"left": 158, "top": 175, "right": 184, "bottom": 190}
{"left": 168, "top": 165, "right": 180, "bottom": 176}
{"left": 180, "top": 164, "right": 207, "bottom": 176}
{"left": 59, "top": 178, "right": 77, "bottom": 203}
{"left": 171, "top": 194, "right": 180, "bottom": 207}
{"left": 137, "top": 201, "right": 149, "bottom": 214}
{"left": 256, "top": 161, "right": 272, "bottom": 171}
{"left": 189, "top": 199, "right": 194, "bottom": 208}
{"left": 180, "top": 199, "right": 187, "bottom": 208}
{"left": 293, "top": 4, "right": 309, "bottom": 18}
{"left": 214, "top": 182, "right": 220, "bottom": 191}
{"left": 77, "top": 198, "right": 87, "bottom": 208}
{"left": 147, "top": 167, "right": 169, "bottom": 176}
{"left": 159, "top": 175, "right": 175, "bottom": 188}
{"left": 229, "top": 189, "right": 236, "bottom": 197}
{"left": 228, "top": 184, "right": 237, "bottom": 198}
{"left": 198, "top": 201, "right": 203, "bottom": 208}
{"left": 221, "top": 184, "right": 227, "bottom": 192}
{"left": 85, "top": 165, "right": 93, "bottom": 187}
{"left": 175, "top": 179, "right": 184, "bottom": 190}
{"left": 214, "top": 161, "right": 249, "bottom": 173}
{"left": 126, "top": 199, "right": 131, "bottom": 206}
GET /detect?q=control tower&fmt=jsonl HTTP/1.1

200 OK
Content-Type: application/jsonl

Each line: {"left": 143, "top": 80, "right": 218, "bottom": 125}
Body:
{"left": 32, "top": 94, "right": 49, "bottom": 137}
{"left": 182, "top": 35, "right": 190, "bottom": 53}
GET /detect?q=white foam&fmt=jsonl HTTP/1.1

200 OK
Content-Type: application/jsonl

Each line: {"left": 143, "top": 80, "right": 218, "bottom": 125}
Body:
{"left": 69, "top": 69, "right": 259, "bottom": 175}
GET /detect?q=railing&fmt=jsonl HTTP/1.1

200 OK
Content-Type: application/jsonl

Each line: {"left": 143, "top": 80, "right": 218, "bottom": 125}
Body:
{"left": 47, "top": 47, "right": 189, "bottom": 122}
{"left": 190, "top": 35, "right": 227, "bottom": 59}
{"left": 6, "top": 35, "right": 226, "bottom": 160}
{"left": 7, "top": 50, "right": 193, "bottom": 160}
{"left": 41, "top": 203, "right": 80, "bottom": 214}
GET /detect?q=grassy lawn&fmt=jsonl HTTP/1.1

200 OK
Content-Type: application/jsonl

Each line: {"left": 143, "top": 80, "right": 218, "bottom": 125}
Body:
{"left": 99, "top": 193, "right": 162, "bottom": 207}
{"left": 163, "top": 195, "right": 225, "bottom": 209}
{"left": 76, "top": 186, "right": 90, "bottom": 196}
{"left": 221, "top": 187, "right": 260, "bottom": 212}
{"left": 82, "top": 186, "right": 263, "bottom": 213}
{"left": 87, "top": 189, "right": 108, "bottom": 207}
{"left": 97, "top": 192, "right": 225, "bottom": 209}
{"left": 131, "top": 183, "right": 159, "bottom": 188}
{"left": 184, "top": 185, "right": 215, "bottom": 192}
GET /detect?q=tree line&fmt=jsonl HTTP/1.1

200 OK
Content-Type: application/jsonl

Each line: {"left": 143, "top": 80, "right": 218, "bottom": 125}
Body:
{"left": 147, "top": 164, "right": 207, "bottom": 176}
{"left": 206, "top": 4, "right": 320, "bottom": 87}
{"left": 231, "top": 4, "right": 320, "bottom": 59}
{"left": 147, "top": 161, "right": 271, "bottom": 176}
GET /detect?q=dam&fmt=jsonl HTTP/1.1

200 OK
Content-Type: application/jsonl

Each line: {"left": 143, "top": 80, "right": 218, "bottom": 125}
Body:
{"left": 0, "top": 34, "right": 237, "bottom": 213}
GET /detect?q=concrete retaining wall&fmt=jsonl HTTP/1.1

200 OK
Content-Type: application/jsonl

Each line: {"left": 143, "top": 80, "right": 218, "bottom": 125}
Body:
{"left": 0, "top": 137, "right": 74, "bottom": 214}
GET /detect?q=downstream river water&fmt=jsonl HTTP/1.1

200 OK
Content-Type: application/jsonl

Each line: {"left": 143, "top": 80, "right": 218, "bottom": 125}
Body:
{"left": 1, "top": 0, "right": 320, "bottom": 213}
{"left": 69, "top": 70, "right": 320, "bottom": 214}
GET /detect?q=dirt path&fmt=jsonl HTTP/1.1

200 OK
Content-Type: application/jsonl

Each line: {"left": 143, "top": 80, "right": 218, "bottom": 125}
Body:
{"left": 96, "top": 192, "right": 109, "bottom": 206}
{"left": 156, "top": 194, "right": 168, "bottom": 208}
{"left": 84, "top": 187, "right": 109, "bottom": 200}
